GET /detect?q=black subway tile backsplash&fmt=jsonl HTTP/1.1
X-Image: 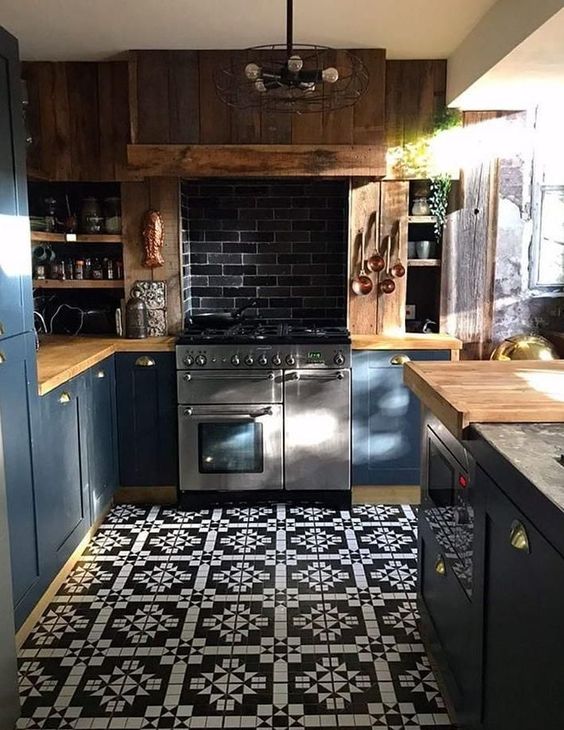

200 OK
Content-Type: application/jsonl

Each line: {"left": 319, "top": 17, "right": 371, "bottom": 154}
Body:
{"left": 181, "top": 179, "right": 348, "bottom": 324}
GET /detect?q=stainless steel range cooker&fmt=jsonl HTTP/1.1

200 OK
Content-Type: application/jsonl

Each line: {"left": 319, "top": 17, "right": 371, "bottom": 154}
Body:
{"left": 176, "top": 323, "right": 351, "bottom": 498}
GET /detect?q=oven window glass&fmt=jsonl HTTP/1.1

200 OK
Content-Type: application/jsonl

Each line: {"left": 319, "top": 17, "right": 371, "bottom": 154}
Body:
{"left": 198, "top": 422, "right": 264, "bottom": 473}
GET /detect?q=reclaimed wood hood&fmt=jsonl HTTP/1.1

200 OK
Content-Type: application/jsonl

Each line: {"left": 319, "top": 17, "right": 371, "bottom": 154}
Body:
{"left": 126, "top": 143, "right": 385, "bottom": 178}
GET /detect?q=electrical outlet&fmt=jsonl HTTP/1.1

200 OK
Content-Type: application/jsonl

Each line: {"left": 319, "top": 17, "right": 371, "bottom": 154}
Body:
{"left": 406, "top": 304, "right": 416, "bottom": 320}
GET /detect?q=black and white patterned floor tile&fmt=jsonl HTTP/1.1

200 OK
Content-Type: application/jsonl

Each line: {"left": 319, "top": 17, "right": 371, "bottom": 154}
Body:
{"left": 17, "top": 503, "right": 454, "bottom": 729}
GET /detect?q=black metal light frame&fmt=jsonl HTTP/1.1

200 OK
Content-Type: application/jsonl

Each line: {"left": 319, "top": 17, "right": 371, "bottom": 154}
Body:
{"left": 213, "top": 0, "right": 369, "bottom": 114}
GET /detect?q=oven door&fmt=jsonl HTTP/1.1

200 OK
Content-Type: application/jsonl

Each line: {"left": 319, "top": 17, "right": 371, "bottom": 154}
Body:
{"left": 284, "top": 369, "right": 351, "bottom": 491}
{"left": 178, "top": 404, "right": 283, "bottom": 492}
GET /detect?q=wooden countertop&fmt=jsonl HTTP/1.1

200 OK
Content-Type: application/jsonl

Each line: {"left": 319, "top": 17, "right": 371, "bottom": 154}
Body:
{"left": 404, "top": 360, "right": 564, "bottom": 438}
{"left": 36, "top": 335, "right": 176, "bottom": 395}
{"left": 352, "top": 333, "right": 462, "bottom": 351}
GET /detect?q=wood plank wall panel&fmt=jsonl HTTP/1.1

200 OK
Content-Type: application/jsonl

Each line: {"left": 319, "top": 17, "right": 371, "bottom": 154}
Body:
{"left": 440, "top": 111, "right": 503, "bottom": 359}
{"left": 122, "top": 178, "right": 183, "bottom": 334}
{"left": 67, "top": 63, "right": 100, "bottom": 181}
{"left": 168, "top": 52, "right": 200, "bottom": 144}
{"left": 377, "top": 181, "right": 409, "bottom": 334}
{"left": 22, "top": 61, "right": 134, "bottom": 181}
{"left": 135, "top": 51, "right": 171, "bottom": 145}
{"left": 132, "top": 49, "right": 387, "bottom": 147}
{"left": 385, "top": 60, "right": 446, "bottom": 150}
{"left": 354, "top": 49, "right": 386, "bottom": 145}
{"left": 147, "top": 177, "right": 183, "bottom": 333}
{"left": 348, "top": 179, "right": 381, "bottom": 334}
{"left": 198, "top": 51, "right": 232, "bottom": 144}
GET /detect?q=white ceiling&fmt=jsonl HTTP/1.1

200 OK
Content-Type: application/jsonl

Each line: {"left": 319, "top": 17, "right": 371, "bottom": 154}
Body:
{"left": 451, "top": 8, "right": 564, "bottom": 109}
{"left": 0, "top": 0, "right": 497, "bottom": 62}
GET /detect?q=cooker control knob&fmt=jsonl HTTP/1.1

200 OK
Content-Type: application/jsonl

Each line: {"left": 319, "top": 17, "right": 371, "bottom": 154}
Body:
{"left": 271, "top": 354, "right": 282, "bottom": 366}
{"left": 195, "top": 354, "right": 207, "bottom": 367}
{"left": 231, "top": 354, "right": 241, "bottom": 367}
{"left": 334, "top": 353, "right": 345, "bottom": 366}
{"left": 244, "top": 355, "right": 254, "bottom": 366}
{"left": 183, "top": 354, "right": 194, "bottom": 367}
{"left": 285, "top": 354, "right": 296, "bottom": 366}
{"left": 258, "top": 354, "right": 268, "bottom": 366}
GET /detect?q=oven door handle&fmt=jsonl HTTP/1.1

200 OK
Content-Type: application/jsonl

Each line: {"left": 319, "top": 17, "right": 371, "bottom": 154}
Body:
{"left": 287, "top": 371, "right": 345, "bottom": 381}
{"left": 183, "top": 406, "right": 274, "bottom": 418}
{"left": 182, "top": 372, "right": 275, "bottom": 382}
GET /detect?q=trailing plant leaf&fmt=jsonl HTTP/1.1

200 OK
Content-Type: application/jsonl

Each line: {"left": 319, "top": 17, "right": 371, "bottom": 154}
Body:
{"left": 429, "top": 174, "right": 452, "bottom": 241}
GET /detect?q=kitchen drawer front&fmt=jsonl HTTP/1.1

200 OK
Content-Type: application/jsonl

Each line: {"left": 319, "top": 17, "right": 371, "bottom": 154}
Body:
{"left": 419, "top": 515, "right": 473, "bottom": 717}
{"left": 355, "top": 349, "right": 451, "bottom": 369}
{"left": 177, "top": 369, "right": 283, "bottom": 405}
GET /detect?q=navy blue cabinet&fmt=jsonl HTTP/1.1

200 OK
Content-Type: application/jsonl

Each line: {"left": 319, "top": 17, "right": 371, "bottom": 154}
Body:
{"left": 34, "top": 375, "right": 91, "bottom": 576}
{"left": 0, "top": 27, "right": 33, "bottom": 341}
{"left": 116, "top": 353, "right": 177, "bottom": 487}
{"left": 85, "top": 358, "right": 118, "bottom": 523}
{"left": 0, "top": 333, "right": 41, "bottom": 625}
{"left": 352, "top": 349, "right": 451, "bottom": 485}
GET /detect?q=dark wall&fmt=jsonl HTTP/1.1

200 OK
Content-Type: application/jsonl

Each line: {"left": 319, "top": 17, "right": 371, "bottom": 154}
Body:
{"left": 181, "top": 179, "right": 348, "bottom": 325}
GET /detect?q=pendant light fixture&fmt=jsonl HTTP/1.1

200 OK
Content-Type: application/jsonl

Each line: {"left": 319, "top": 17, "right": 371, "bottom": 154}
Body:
{"left": 213, "top": 0, "right": 369, "bottom": 114}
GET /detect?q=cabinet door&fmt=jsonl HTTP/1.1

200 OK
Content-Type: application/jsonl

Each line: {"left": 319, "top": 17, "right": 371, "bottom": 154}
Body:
{"left": 0, "top": 28, "right": 32, "bottom": 340}
{"left": 34, "top": 377, "right": 90, "bottom": 573}
{"left": 352, "top": 349, "right": 450, "bottom": 485}
{"left": 0, "top": 333, "right": 40, "bottom": 621}
{"left": 419, "top": 515, "right": 475, "bottom": 720}
{"left": 87, "top": 358, "right": 118, "bottom": 523}
{"left": 482, "top": 468, "right": 564, "bottom": 730}
{"left": 116, "top": 352, "right": 177, "bottom": 487}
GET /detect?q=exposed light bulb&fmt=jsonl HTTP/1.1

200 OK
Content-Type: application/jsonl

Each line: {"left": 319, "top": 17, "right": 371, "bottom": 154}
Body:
{"left": 255, "top": 79, "right": 267, "bottom": 93}
{"left": 322, "top": 67, "right": 339, "bottom": 84}
{"left": 287, "top": 55, "right": 304, "bottom": 73}
{"left": 245, "top": 63, "right": 261, "bottom": 81}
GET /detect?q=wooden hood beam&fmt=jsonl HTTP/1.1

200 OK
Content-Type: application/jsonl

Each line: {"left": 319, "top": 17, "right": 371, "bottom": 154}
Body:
{"left": 127, "top": 144, "right": 385, "bottom": 178}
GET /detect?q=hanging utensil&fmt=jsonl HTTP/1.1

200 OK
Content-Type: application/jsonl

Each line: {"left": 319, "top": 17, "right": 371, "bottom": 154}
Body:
{"left": 390, "top": 220, "right": 406, "bottom": 278}
{"left": 351, "top": 227, "right": 373, "bottom": 296}
{"left": 378, "top": 235, "right": 396, "bottom": 295}
{"left": 367, "top": 209, "right": 385, "bottom": 273}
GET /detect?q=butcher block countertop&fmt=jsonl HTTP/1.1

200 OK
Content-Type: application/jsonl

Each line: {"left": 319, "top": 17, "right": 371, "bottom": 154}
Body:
{"left": 352, "top": 333, "right": 462, "bottom": 352}
{"left": 404, "top": 359, "right": 564, "bottom": 438}
{"left": 36, "top": 335, "right": 176, "bottom": 395}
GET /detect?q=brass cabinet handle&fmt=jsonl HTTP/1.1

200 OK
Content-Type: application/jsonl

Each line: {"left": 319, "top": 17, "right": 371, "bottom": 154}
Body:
{"left": 390, "top": 354, "right": 411, "bottom": 366}
{"left": 59, "top": 392, "right": 71, "bottom": 404}
{"left": 0, "top": 352, "right": 5, "bottom": 365}
{"left": 96, "top": 370, "right": 105, "bottom": 379}
{"left": 510, "top": 521, "right": 530, "bottom": 553}
{"left": 135, "top": 356, "right": 156, "bottom": 368}
{"left": 435, "top": 555, "right": 446, "bottom": 576}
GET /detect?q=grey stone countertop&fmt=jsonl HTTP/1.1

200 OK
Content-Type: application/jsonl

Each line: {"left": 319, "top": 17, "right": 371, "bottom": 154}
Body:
{"left": 473, "top": 423, "right": 564, "bottom": 513}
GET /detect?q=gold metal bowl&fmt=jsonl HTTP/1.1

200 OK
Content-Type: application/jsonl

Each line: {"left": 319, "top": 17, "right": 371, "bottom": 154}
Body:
{"left": 490, "top": 334, "right": 559, "bottom": 361}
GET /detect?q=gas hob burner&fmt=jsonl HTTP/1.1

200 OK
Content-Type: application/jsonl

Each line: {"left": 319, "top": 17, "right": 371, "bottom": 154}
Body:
{"left": 177, "top": 321, "right": 350, "bottom": 346}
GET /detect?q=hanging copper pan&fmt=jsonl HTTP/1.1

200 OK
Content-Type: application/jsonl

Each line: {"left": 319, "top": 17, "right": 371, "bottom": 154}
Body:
{"left": 351, "top": 227, "right": 373, "bottom": 296}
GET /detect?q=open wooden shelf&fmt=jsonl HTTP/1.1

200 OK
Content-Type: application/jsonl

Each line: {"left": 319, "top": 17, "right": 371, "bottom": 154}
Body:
{"left": 32, "top": 279, "right": 124, "bottom": 290}
{"left": 408, "top": 259, "right": 441, "bottom": 268}
{"left": 407, "top": 216, "right": 437, "bottom": 224}
{"left": 30, "top": 231, "right": 123, "bottom": 244}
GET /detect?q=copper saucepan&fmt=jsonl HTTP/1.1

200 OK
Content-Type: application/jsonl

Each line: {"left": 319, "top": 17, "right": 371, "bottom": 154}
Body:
{"left": 378, "top": 235, "right": 396, "bottom": 295}
{"left": 351, "top": 228, "right": 373, "bottom": 296}
{"left": 367, "top": 209, "right": 385, "bottom": 273}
